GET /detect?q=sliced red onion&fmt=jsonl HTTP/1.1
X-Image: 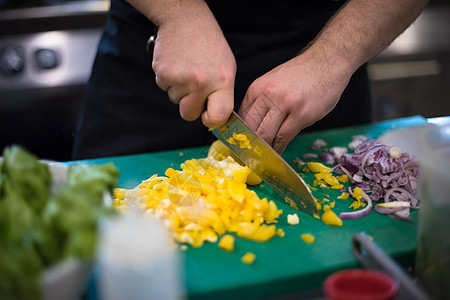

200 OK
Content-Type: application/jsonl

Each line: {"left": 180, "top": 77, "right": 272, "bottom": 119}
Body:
{"left": 311, "top": 139, "right": 327, "bottom": 150}
{"left": 349, "top": 135, "right": 368, "bottom": 150}
{"left": 374, "top": 201, "right": 411, "bottom": 220}
{"left": 335, "top": 138, "right": 419, "bottom": 217}
{"left": 303, "top": 153, "right": 318, "bottom": 159}
{"left": 392, "top": 208, "right": 411, "bottom": 220}
{"left": 352, "top": 174, "right": 364, "bottom": 183}
{"left": 294, "top": 157, "right": 305, "bottom": 166}
{"left": 320, "top": 152, "right": 335, "bottom": 165}
{"left": 329, "top": 146, "right": 348, "bottom": 160}
{"left": 355, "top": 183, "right": 371, "bottom": 191}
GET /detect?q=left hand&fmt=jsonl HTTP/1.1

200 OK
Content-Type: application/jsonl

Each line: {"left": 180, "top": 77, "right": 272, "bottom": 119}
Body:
{"left": 239, "top": 49, "right": 353, "bottom": 153}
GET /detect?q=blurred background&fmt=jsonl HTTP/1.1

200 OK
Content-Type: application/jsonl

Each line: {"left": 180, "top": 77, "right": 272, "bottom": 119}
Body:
{"left": 0, "top": 0, "right": 449, "bottom": 161}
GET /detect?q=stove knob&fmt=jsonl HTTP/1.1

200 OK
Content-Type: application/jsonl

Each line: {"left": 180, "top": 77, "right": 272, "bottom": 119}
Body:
{"left": 34, "top": 49, "right": 59, "bottom": 70}
{"left": 0, "top": 46, "right": 25, "bottom": 76}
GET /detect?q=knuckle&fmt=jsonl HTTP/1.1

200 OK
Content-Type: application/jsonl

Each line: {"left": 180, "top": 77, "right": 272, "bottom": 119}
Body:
{"left": 256, "top": 126, "right": 270, "bottom": 141}
{"left": 191, "top": 71, "right": 208, "bottom": 90}
{"left": 273, "top": 133, "right": 289, "bottom": 148}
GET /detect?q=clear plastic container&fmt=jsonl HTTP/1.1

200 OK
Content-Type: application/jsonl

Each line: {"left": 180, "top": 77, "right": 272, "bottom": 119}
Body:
{"left": 414, "top": 122, "right": 450, "bottom": 299}
{"left": 380, "top": 121, "right": 450, "bottom": 298}
{"left": 96, "top": 212, "right": 185, "bottom": 300}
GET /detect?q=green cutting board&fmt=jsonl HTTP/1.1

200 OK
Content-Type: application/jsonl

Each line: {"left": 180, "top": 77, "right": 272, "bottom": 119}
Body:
{"left": 81, "top": 116, "right": 427, "bottom": 300}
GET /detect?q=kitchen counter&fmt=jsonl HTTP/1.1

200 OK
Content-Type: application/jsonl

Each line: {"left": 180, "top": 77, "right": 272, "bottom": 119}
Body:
{"left": 79, "top": 116, "right": 429, "bottom": 300}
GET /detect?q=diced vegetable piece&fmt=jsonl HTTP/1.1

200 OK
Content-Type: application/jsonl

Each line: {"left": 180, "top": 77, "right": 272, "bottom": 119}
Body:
{"left": 287, "top": 214, "right": 300, "bottom": 225}
{"left": 336, "top": 174, "right": 349, "bottom": 183}
{"left": 276, "top": 228, "right": 285, "bottom": 237}
{"left": 246, "top": 171, "right": 263, "bottom": 186}
{"left": 316, "top": 201, "right": 322, "bottom": 211}
{"left": 241, "top": 252, "right": 256, "bottom": 264}
{"left": 321, "top": 209, "right": 343, "bottom": 226}
{"left": 338, "top": 192, "right": 350, "bottom": 200}
{"left": 301, "top": 233, "right": 315, "bottom": 244}
{"left": 218, "top": 234, "right": 235, "bottom": 252}
{"left": 307, "top": 162, "right": 332, "bottom": 173}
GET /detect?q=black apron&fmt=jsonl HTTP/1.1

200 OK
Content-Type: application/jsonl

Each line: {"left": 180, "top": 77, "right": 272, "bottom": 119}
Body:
{"left": 72, "top": 0, "right": 371, "bottom": 159}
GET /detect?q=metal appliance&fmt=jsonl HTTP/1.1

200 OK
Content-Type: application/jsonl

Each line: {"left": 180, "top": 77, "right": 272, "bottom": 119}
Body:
{"left": 0, "top": 0, "right": 108, "bottom": 161}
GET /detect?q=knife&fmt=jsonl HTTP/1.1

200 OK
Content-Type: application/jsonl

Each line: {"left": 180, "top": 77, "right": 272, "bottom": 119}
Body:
{"left": 211, "top": 111, "right": 317, "bottom": 216}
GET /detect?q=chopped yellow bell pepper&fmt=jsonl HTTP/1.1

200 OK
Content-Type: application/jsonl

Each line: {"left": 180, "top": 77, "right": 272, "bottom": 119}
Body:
{"left": 338, "top": 192, "right": 350, "bottom": 200}
{"left": 321, "top": 208, "right": 343, "bottom": 226}
{"left": 241, "top": 252, "right": 256, "bottom": 264}
{"left": 316, "top": 201, "right": 322, "bottom": 211}
{"left": 227, "top": 137, "right": 238, "bottom": 145}
{"left": 112, "top": 144, "right": 284, "bottom": 248}
{"left": 337, "top": 174, "right": 349, "bottom": 183}
{"left": 246, "top": 171, "right": 262, "bottom": 186}
{"left": 307, "top": 162, "right": 332, "bottom": 173}
{"left": 276, "top": 228, "right": 285, "bottom": 237}
{"left": 353, "top": 187, "right": 363, "bottom": 200}
{"left": 218, "top": 234, "right": 235, "bottom": 252}
{"left": 301, "top": 233, "right": 315, "bottom": 244}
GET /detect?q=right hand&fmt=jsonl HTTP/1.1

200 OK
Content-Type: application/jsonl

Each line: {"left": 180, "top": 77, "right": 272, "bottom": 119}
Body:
{"left": 151, "top": 3, "right": 236, "bottom": 128}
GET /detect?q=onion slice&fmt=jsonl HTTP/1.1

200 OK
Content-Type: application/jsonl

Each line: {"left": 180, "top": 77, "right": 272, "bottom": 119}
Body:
{"left": 339, "top": 190, "right": 373, "bottom": 220}
{"left": 374, "top": 201, "right": 411, "bottom": 220}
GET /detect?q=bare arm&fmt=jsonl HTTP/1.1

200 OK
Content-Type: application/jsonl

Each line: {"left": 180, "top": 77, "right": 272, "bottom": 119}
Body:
{"left": 309, "top": 0, "right": 429, "bottom": 76}
{"left": 239, "top": 0, "right": 429, "bottom": 153}
{"left": 125, "top": 0, "right": 236, "bottom": 128}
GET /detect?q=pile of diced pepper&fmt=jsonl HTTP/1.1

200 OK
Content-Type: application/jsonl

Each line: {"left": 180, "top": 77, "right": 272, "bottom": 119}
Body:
{"left": 113, "top": 149, "right": 283, "bottom": 250}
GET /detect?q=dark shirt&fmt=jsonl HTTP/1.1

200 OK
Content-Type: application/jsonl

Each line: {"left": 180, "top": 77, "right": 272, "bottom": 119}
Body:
{"left": 72, "top": 0, "right": 371, "bottom": 159}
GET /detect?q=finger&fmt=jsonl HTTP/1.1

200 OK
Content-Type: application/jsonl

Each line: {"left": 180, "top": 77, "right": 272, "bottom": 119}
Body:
{"left": 256, "top": 106, "right": 288, "bottom": 147}
{"left": 238, "top": 85, "right": 258, "bottom": 120}
{"left": 272, "top": 114, "right": 305, "bottom": 154}
{"left": 155, "top": 75, "right": 170, "bottom": 92}
{"left": 179, "top": 92, "right": 208, "bottom": 121}
{"left": 167, "top": 86, "right": 189, "bottom": 104}
{"left": 241, "top": 99, "right": 270, "bottom": 132}
{"left": 201, "top": 89, "right": 234, "bottom": 128}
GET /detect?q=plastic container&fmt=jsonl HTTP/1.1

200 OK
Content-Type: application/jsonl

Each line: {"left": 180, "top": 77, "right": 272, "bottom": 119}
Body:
{"left": 381, "top": 121, "right": 450, "bottom": 299}
{"left": 323, "top": 269, "right": 399, "bottom": 300}
{"left": 414, "top": 122, "right": 450, "bottom": 299}
{"left": 96, "top": 211, "right": 184, "bottom": 300}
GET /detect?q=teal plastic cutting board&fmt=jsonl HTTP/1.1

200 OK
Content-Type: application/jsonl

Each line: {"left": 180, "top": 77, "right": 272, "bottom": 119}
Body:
{"left": 81, "top": 116, "right": 427, "bottom": 300}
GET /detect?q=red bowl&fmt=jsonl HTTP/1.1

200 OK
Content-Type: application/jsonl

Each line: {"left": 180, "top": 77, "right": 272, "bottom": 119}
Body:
{"left": 323, "top": 269, "right": 399, "bottom": 300}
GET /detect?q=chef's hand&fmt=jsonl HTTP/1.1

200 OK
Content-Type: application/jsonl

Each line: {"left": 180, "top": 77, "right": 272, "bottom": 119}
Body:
{"left": 150, "top": 1, "right": 236, "bottom": 128}
{"left": 239, "top": 49, "right": 352, "bottom": 154}
{"left": 238, "top": 0, "right": 428, "bottom": 154}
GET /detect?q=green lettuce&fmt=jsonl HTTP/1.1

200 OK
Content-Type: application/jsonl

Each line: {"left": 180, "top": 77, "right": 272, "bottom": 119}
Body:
{"left": 0, "top": 146, "right": 119, "bottom": 299}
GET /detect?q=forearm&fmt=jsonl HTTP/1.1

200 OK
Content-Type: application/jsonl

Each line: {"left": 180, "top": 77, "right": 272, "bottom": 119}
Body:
{"left": 305, "top": 0, "right": 429, "bottom": 75}
{"left": 124, "top": 0, "right": 212, "bottom": 27}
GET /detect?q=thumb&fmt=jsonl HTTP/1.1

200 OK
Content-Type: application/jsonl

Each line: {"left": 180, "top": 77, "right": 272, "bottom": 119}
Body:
{"left": 201, "top": 89, "right": 234, "bottom": 128}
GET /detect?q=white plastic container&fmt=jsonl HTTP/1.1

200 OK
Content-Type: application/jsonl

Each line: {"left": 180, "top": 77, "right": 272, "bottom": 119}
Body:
{"left": 413, "top": 123, "right": 450, "bottom": 299}
{"left": 97, "top": 211, "right": 184, "bottom": 300}
{"left": 381, "top": 121, "right": 450, "bottom": 299}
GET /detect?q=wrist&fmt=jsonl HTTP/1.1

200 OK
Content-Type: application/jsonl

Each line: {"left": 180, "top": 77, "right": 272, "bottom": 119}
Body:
{"left": 144, "top": 0, "right": 211, "bottom": 28}
{"left": 299, "top": 41, "right": 356, "bottom": 84}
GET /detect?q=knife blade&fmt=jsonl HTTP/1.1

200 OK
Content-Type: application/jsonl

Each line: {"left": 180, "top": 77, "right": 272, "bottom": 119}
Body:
{"left": 211, "top": 111, "right": 317, "bottom": 216}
